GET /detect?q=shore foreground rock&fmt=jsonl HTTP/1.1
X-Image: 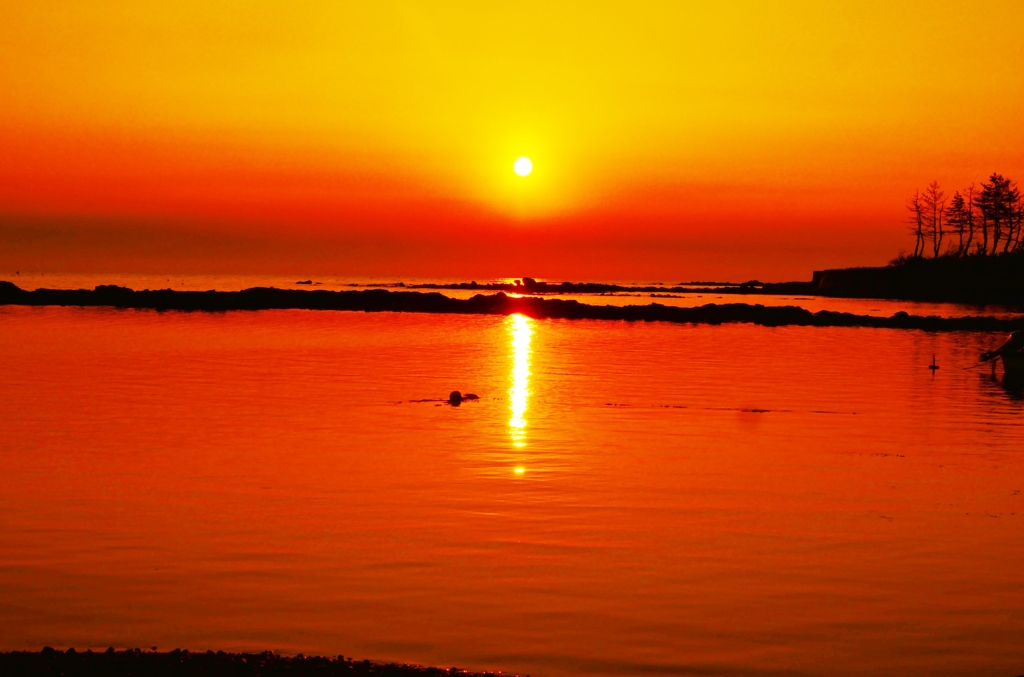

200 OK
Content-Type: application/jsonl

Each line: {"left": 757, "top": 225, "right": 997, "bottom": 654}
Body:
{"left": 0, "top": 648, "right": 510, "bottom": 677}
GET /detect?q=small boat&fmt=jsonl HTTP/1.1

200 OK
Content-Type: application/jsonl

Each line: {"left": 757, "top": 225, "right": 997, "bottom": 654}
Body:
{"left": 1001, "top": 351, "right": 1024, "bottom": 375}
{"left": 982, "top": 331, "right": 1024, "bottom": 375}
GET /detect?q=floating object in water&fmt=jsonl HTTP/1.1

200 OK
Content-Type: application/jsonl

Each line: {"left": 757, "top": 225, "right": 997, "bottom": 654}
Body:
{"left": 929, "top": 354, "right": 940, "bottom": 371}
{"left": 448, "top": 391, "right": 479, "bottom": 406}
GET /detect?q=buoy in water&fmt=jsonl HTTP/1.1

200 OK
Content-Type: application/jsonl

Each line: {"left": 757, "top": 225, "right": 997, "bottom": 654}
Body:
{"left": 929, "top": 354, "right": 940, "bottom": 371}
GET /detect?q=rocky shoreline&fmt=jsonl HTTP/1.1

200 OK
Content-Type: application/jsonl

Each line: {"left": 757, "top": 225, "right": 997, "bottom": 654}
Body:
{"left": 2, "top": 281, "right": 1021, "bottom": 332}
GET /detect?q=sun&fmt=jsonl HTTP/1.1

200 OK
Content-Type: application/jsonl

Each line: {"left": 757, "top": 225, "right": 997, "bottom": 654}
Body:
{"left": 513, "top": 156, "right": 533, "bottom": 177}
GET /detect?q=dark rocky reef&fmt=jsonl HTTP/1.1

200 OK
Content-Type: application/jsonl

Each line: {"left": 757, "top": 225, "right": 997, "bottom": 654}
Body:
{"left": 1, "top": 281, "right": 1021, "bottom": 332}
{"left": 0, "top": 647, "right": 507, "bottom": 677}
{"left": 404, "top": 277, "right": 812, "bottom": 296}
{"left": 371, "top": 256, "right": 1024, "bottom": 304}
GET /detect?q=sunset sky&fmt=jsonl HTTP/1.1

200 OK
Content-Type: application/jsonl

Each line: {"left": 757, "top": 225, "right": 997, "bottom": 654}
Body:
{"left": 3, "top": 1, "right": 1024, "bottom": 281}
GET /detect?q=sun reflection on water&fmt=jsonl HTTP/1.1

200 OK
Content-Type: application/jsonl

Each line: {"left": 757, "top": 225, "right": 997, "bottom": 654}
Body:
{"left": 508, "top": 314, "right": 532, "bottom": 453}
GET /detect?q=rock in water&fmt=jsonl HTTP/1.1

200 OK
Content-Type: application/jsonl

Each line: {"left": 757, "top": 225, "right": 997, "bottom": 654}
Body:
{"left": 449, "top": 391, "right": 463, "bottom": 405}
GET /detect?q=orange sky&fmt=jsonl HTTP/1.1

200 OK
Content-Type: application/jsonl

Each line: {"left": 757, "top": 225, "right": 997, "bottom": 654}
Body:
{"left": 2, "top": 1, "right": 1024, "bottom": 281}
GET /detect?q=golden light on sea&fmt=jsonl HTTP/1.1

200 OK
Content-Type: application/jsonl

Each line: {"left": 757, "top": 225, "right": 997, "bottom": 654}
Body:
{"left": 508, "top": 314, "right": 532, "bottom": 449}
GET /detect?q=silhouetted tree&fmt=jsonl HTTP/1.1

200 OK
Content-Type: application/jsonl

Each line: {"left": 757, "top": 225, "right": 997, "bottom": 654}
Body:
{"left": 921, "top": 181, "right": 946, "bottom": 258}
{"left": 978, "top": 173, "right": 1016, "bottom": 255}
{"left": 906, "top": 190, "right": 924, "bottom": 258}
{"left": 964, "top": 184, "right": 977, "bottom": 255}
{"left": 978, "top": 179, "right": 992, "bottom": 255}
{"left": 1003, "top": 179, "right": 1022, "bottom": 252}
{"left": 946, "top": 192, "right": 969, "bottom": 257}
{"left": 1010, "top": 183, "right": 1024, "bottom": 252}
{"left": 902, "top": 175, "right": 1023, "bottom": 259}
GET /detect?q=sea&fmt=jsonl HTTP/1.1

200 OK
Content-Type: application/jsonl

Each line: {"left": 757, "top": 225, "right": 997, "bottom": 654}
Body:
{"left": 1, "top": 273, "right": 1023, "bottom": 677}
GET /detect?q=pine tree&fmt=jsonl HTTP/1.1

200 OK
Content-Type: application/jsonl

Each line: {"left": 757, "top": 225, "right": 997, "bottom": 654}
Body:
{"left": 964, "top": 184, "right": 977, "bottom": 255}
{"left": 906, "top": 190, "right": 924, "bottom": 258}
{"left": 921, "top": 181, "right": 946, "bottom": 258}
{"left": 979, "top": 173, "right": 1013, "bottom": 255}
{"left": 945, "top": 192, "right": 968, "bottom": 257}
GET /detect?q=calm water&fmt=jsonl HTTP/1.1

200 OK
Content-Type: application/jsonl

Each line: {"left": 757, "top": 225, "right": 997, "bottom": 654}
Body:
{"left": 1, "top": 305, "right": 1023, "bottom": 676}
